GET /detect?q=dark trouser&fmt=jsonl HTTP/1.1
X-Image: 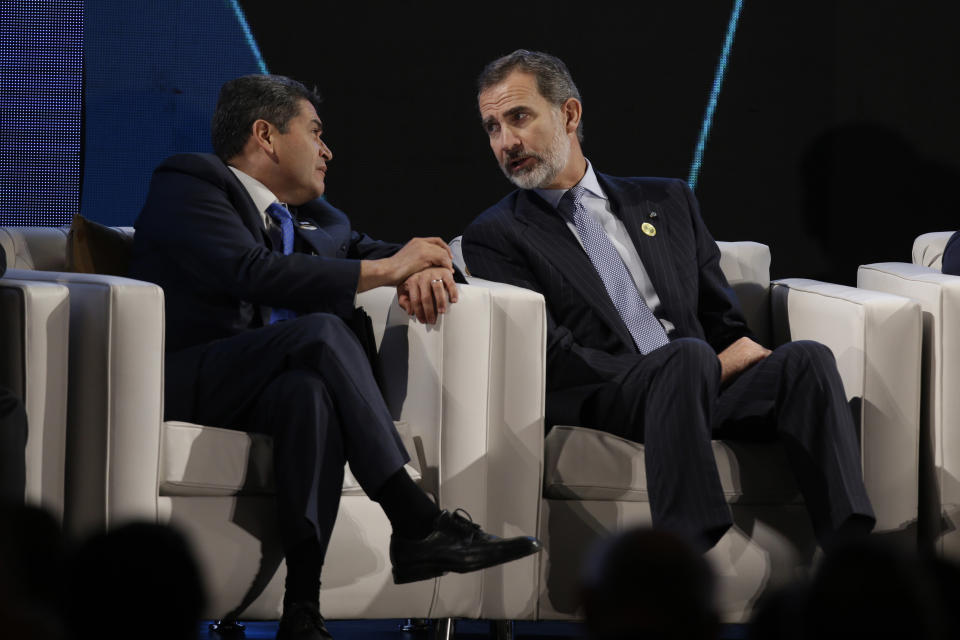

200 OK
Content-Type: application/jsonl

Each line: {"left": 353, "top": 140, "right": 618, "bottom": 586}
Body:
{"left": 0, "top": 385, "right": 27, "bottom": 505}
{"left": 583, "top": 338, "right": 875, "bottom": 549}
{"left": 167, "top": 313, "right": 409, "bottom": 556}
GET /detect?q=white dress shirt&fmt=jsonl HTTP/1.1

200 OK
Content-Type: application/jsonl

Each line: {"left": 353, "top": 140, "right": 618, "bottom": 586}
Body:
{"left": 229, "top": 166, "right": 281, "bottom": 228}
{"left": 228, "top": 166, "right": 360, "bottom": 305}
{"left": 535, "top": 160, "right": 675, "bottom": 334}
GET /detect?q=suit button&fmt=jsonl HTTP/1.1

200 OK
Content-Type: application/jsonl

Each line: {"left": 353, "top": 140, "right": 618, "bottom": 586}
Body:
{"left": 340, "top": 244, "right": 347, "bottom": 252}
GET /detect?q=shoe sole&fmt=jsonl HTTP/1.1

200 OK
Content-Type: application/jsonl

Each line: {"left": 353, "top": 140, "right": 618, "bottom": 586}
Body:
{"left": 392, "top": 543, "right": 540, "bottom": 584}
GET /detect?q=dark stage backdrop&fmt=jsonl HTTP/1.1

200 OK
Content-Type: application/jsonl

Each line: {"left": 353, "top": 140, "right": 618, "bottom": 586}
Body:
{"left": 75, "top": 1, "right": 960, "bottom": 283}
{"left": 236, "top": 0, "right": 960, "bottom": 283}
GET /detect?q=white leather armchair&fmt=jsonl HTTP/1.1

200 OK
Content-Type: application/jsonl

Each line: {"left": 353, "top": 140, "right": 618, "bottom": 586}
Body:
{"left": 0, "top": 226, "right": 508, "bottom": 623}
{"left": 457, "top": 239, "right": 922, "bottom": 624}
{"left": 0, "top": 252, "right": 69, "bottom": 515}
{"left": 857, "top": 231, "right": 960, "bottom": 557}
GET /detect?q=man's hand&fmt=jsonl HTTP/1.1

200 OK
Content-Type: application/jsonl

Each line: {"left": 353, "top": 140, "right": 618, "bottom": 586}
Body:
{"left": 397, "top": 267, "right": 459, "bottom": 324}
{"left": 717, "top": 337, "right": 771, "bottom": 385}
{"left": 358, "top": 237, "right": 453, "bottom": 292}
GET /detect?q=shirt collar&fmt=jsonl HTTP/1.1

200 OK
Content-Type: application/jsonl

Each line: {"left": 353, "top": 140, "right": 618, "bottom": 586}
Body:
{"left": 228, "top": 165, "right": 283, "bottom": 215}
{"left": 534, "top": 159, "right": 606, "bottom": 210}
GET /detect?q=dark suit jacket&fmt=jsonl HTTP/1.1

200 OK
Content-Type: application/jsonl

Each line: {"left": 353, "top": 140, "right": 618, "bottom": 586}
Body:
{"left": 942, "top": 230, "right": 960, "bottom": 275}
{"left": 462, "top": 175, "right": 753, "bottom": 426}
{"left": 129, "top": 152, "right": 401, "bottom": 417}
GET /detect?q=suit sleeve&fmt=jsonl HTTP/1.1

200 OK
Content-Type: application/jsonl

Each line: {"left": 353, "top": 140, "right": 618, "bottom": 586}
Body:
{"left": 135, "top": 164, "right": 360, "bottom": 318}
{"left": 681, "top": 181, "right": 755, "bottom": 351}
{"left": 351, "top": 230, "right": 467, "bottom": 284}
{"left": 463, "top": 216, "right": 642, "bottom": 386}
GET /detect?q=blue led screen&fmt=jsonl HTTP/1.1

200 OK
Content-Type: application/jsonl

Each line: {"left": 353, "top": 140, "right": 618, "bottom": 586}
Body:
{"left": 0, "top": 0, "right": 83, "bottom": 226}
{"left": 80, "top": 1, "right": 265, "bottom": 227}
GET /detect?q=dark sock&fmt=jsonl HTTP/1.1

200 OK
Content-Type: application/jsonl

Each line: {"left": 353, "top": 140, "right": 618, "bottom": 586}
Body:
{"left": 373, "top": 468, "right": 440, "bottom": 540}
{"left": 284, "top": 537, "right": 322, "bottom": 610}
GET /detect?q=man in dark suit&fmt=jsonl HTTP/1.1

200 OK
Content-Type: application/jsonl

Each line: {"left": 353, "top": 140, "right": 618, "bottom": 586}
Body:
{"left": 942, "top": 231, "right": 960, "bottom": 275}
{"left": 129, "top": 75, "right": 539, "bottom": 640}
{"left": 462, "top": 50, "right": 875, "bottom": 552}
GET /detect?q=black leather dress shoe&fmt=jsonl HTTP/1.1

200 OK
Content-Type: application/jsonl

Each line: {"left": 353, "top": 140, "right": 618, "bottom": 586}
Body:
{"left": 275, "top": 602, "right": 333, "bottom": 640}
{"left": 390, "top": 509, "right": 542, "bottom": 584}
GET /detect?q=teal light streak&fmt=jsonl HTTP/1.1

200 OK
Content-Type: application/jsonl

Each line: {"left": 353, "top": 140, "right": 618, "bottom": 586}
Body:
{"left": 688, "top": 0, "right": 743, "bottom": 189}
{"left": 227, "top": 0, "right": 269, "bottom": 74}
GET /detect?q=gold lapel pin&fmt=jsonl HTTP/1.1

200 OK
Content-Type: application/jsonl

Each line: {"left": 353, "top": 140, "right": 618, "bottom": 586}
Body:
{"left": 641, "top": 222, "right": 657, "bottom": 237}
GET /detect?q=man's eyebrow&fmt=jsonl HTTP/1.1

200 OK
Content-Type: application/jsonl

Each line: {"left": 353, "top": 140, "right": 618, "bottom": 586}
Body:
{"left": 503, "top": 106, "right": 529, "bottom": 118}
{"left": 310, "top": 118, "right": 323, "bottom": 130}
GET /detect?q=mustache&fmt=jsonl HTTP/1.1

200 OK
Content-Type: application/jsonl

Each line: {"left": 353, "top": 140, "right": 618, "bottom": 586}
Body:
{"left": 504, "top": 148, "right": 541, "bottom": 162}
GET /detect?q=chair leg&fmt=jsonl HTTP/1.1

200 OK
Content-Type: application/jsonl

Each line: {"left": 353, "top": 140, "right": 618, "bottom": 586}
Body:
{"left": 208, "top": 619, "right": 246, "bottom": 636}
{"left": 400, "top": 618, "right": 433, "bottom": 632}
{"left": 434, "top": 618, "right": 454, "bottom": 639}
{"left": 489, "top": 620, "right": 513, "bottom": 640}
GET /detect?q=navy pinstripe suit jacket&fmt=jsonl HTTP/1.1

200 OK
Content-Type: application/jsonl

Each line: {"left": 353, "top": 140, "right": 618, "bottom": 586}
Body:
{"left": 462, "top": 174, "right": 754, "bottom": 426}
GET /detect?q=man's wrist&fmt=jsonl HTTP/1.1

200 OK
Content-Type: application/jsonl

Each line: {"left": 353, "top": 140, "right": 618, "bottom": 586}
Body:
{"left": 358, "top": 257, "right": 394, "bottom": 292}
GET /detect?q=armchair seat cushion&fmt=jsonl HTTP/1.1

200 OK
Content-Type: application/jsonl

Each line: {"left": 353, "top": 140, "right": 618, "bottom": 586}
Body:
{"left": 160, "top": 420, "right": 419, "bottom": 497}
{"left": 543, "top": 425, "right": 802, "bottom": 504}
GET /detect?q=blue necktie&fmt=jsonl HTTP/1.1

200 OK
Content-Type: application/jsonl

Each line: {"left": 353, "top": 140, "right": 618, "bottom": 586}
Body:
{"left": 266, "top": 202, "right": 296, "bottom": 324}
{"left": 562, "top": 185, "right": 669, "bottom": 354}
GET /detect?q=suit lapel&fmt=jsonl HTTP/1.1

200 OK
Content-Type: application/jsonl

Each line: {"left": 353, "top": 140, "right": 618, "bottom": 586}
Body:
{"left": 598, "top": 174, "right": 682, "bottom": 323}
{"left": 515, "top": 190, "right": 637, "bottom": 352}
{"left": 222, "top": 167, "right": 276, "bottom": 249}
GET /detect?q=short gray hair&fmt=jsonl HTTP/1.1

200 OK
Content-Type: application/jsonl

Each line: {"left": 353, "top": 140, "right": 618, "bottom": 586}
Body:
{"left": 477, "top": 49, "right": 583, "bottom": 142}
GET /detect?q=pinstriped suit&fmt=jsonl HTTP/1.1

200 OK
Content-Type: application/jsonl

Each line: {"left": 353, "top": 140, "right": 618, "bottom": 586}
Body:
{"left": 463, "top": 174, "right": 875, "bottom": 549}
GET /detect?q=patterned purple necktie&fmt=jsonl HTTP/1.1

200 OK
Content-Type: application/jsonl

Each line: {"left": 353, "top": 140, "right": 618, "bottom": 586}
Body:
{"left": 266, "top": 202, "right": 296, "bottom": 324}
{"left": 562, "top": 185, "right": 669, "bottom": 354}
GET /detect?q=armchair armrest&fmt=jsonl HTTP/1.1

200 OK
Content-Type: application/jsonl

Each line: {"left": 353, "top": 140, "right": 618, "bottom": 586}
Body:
{"left": 5, "top": 269, "right": 165, "bottom": 535}
{"left": 464, "top": 277, "right": 546, "bottom": 620}
{"left": 858, "top": 262, "right": 960, "bottom": 542}
{"left": 0, "top": 277, "right": 69, "bottom": 516}
{"left": 770, "top": 278, "right": 921, "bottom": 533}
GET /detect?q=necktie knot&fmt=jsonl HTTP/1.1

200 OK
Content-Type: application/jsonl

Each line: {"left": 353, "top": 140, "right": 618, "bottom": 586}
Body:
{"left": 266, "top": 202, "right": 295, "bottom": 256}
{"left": 267, "top": 202, "right": 292, "bottom": 225}
{"left": 559, "top": 185, "right": 588, "bottom": 223}
{"left": 265, "top": 202, "right": 297, "bottom": 324}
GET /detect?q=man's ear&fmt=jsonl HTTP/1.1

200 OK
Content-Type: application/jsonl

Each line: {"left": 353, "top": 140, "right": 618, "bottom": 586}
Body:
{"left": 250, "top": 118, "right": 275, "bottom": 155}
{"left": 562, "top": 97, "right": 582, "bottom": 135}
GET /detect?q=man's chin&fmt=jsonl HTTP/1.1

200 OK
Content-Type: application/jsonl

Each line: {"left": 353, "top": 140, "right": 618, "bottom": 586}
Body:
{"left": 507, "top": 169, "right": 550, "bottom": 190}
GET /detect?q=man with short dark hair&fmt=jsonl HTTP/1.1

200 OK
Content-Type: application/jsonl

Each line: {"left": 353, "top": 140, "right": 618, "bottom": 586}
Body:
{"left": 130, "top": 74, "right": 539, "bottom": 640}
{"left": 463, "top": 50, "right": 875, "bottom": 553}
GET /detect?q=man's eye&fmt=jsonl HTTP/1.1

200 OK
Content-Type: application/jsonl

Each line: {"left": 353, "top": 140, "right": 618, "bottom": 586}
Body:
{"left": 484, "top": 123, "right": 499, "bottom": 135}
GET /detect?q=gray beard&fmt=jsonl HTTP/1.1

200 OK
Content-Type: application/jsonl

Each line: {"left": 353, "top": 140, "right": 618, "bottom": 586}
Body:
{"left": 503, "top": 118, "right": 571, "bottom": 190}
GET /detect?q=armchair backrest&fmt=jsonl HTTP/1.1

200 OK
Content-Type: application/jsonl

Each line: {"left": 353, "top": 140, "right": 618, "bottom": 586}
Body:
{"left": 716, "top": 241, "right": 772, "bottom": 347}
{"left": 913, "top": 232, "right": 955, "bottom": 270}
{"left": 0, "top": 225, "right": 135, "bottom": 272}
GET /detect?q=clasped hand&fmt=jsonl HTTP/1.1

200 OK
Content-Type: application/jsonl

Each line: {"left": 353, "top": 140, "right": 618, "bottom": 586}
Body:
{"left": 717, "top": 336, "right": 771, "bottom": 385}
{"left": 357, "top": 237, "right": 459, "bottom": 324}
{"left": 397, "top": 266, "right": 458, "bottom": 324}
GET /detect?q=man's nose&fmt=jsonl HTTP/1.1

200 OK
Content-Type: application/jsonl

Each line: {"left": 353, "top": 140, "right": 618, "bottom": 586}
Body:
{"left": 319, "top": 139, "right": 333, "bottom": 162}
{"left": 498, "top": 127, "right": 521, "bottom": 154}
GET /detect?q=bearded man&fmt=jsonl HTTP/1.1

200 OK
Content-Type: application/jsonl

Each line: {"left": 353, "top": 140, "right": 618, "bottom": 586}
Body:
{"left": 462, "top": 50, "right": 875, "bottom": 552}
